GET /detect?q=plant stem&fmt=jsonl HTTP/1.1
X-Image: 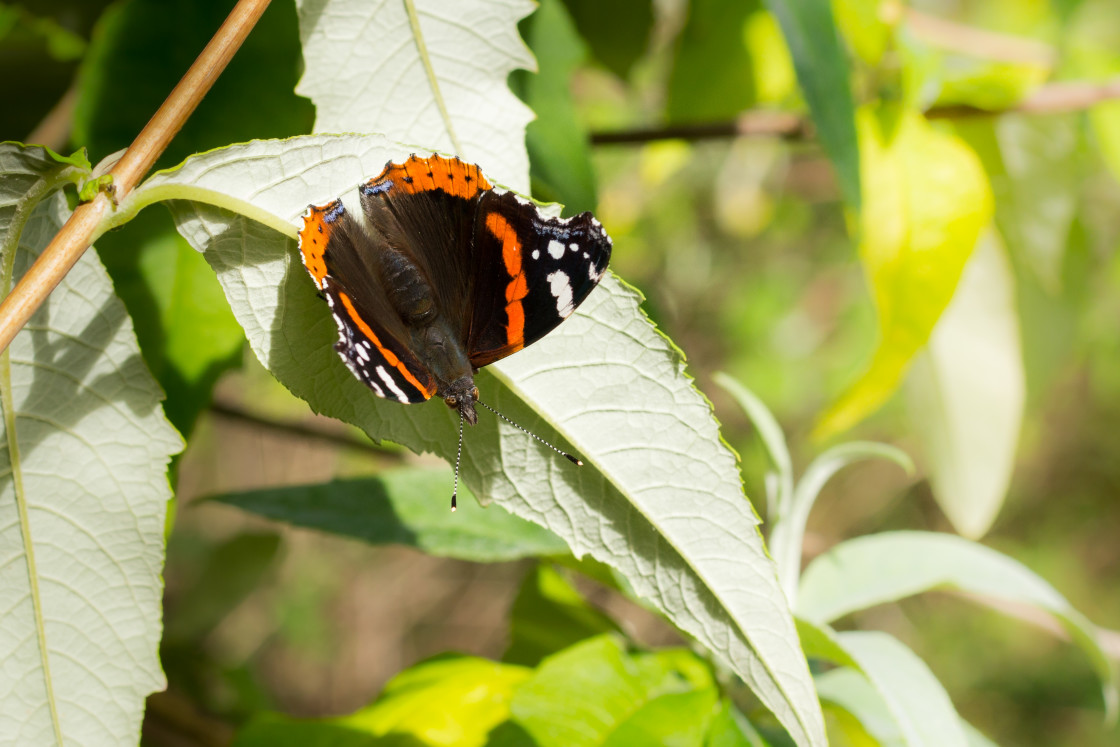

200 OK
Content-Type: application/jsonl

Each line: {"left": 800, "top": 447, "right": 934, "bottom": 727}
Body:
{"left": 591, "top": 76, "right": 1120, "bottom": 145}
{"left": 0, "top": 0, "right": 273, "bottom": 356}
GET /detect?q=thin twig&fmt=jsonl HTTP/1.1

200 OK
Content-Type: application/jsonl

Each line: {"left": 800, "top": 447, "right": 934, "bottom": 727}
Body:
{"left": 209, "top": 399, "right": 403, "bottom": 458}
{"left": 0, "top": 0, "right": 273, "bottom": 356}
{"left": 899, "top": 5, "right": 1056, "bottom": 66}
{"left": 590, "top": 75, "right": 1120, "bottom": 145}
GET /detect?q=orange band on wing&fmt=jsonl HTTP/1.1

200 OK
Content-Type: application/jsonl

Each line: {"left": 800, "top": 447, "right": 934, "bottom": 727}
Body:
{"left": 485, "top": 212, "right": 526, "bottom": 351}
{"left": 364, "top": 154, "right": 493, "bottom": 200}
{"left": 298, "top": 202, "right": 340, "bottom": 290}
{"left": 337, "top": 291, "right": 435, "bottom": 399}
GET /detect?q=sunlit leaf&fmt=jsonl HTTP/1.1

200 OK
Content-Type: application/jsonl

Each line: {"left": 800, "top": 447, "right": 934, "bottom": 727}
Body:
{"left": 234, "top": 656, "right": 531, "bottom": 747}
{"left": 0, "top": 144, "right": 181, "bottom": 745}
{"left": 815, "top": 108, "right": 992, "bottom": 439}
{"left": 295, "top": 0, "right": 535, "bottom": 188}
{"left": 831, "top": 0, "right": 890, "bottom": 65}
{"left": 906, "top": 231, "right": 1024, "bottom": 539}
{"left": 797, "top": 531, "right": 1118, "bottom": 717}
{"left": 122, "top": 131, "right": 826, "bottom": 746}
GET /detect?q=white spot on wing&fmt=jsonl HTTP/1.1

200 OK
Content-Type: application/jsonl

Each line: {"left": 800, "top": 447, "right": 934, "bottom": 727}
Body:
{"left": 532, "top": 249, "right": 540, "bottom": 260}
{"left": 547, "top": 240, "right": 565, "bottom": 259}
{"left": 377, "top": 366, "right": 410, "bottom": 403}
{"left": 569, "top": 242, "right": 579, "bottom": 252}
{"left": 547, "top": 270, "right": 575, "bottom": 317}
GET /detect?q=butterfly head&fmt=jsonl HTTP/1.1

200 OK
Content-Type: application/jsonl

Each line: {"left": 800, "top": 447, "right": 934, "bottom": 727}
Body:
{"left": 442, "top": 378, "right": 480, "bottom": 426}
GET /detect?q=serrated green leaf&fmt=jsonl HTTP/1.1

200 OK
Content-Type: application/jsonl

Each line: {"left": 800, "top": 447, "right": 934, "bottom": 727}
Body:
{"left": 559, "top": 0, "right": 653, "bottom": 79}
{"left": 816, "top": 108, "right": 992, "bottom": 439}
{"left": 234, "top": 656, "right": 531, "bottom": 747}
{"left": 0, "top": 144, "right": 181, "bottom": 745}
{"left": 797, "top": 531, "right": 1118, "bottom": 718}
{"left": 295, "top": 0, "right": 535, "bottom": 189}
{"left": 906, "top": 231, "right": 1024, "bottom": 539}
{"left": 765, "top": 0, "right": 860, "bottom": 209}
{"left": 506, "top": 564, "right": 620, "bottom": 666}
{"left": 214, "top": 467, "right": 569, "bottom": 563}
{"left": 120, "top": 132, "right": 826, "bottom": 745}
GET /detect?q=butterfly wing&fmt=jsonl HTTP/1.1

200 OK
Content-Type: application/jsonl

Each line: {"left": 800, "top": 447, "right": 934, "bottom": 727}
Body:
{"left": 299, "top": 199, "right": 437, "bottom": 403}
{"left": 465, "top": 191, "right": 612, "bottom": 368}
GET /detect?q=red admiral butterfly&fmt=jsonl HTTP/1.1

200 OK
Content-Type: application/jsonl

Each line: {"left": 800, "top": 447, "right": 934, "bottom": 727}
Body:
{"left": 298, "top": 154, "right": 612, "bottom": 507}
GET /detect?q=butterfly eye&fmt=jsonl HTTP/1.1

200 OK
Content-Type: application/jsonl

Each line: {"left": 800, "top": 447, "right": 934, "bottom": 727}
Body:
{"left": 445, "top": 394, "right": 458, "bottom": 408}
{"left": 471, "top": 387, "right": 479, "bottom": 400}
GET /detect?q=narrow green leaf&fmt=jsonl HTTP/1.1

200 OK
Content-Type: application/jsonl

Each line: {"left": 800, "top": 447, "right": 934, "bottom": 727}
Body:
{"left": 558, "top": 0, "right": 653, "bottom": 79}
{"left": 906, "top": 231, "right": 1024, "bottom": 539}
{"left": 0, "top": 144, "right": 181, "bottom": 745}
{"left": 123, "top": 132, "right": 827, "bottom": 746}
{"left": 214, "top": 467, "right": 570, "bottom": 563}
{"left": 816, "top": 108, "right": 992, "bottom": 439}
{"left": 764, "top": 0, "right": 861, "bottom": 208}
{"left": 295, "top": 0, "right": 536, "bottom": 188}
{"left": 835, "top": 632, "right": 968, "bottom": 747}
{"left": 505, "top": 564, "right": 620, "bottom": 666}
{"left": 797, "top": 531, "right": 1118, "bottom": 717}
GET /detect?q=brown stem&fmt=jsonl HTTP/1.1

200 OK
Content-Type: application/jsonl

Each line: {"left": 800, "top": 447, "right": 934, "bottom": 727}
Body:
{"left": 591, "top": 75, "right": 1120, "bottom": 145}
{"left": 0, "top": 0, "right": 273, "bottom": 356}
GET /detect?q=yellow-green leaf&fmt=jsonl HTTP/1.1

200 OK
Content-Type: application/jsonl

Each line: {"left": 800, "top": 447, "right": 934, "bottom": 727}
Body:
{"left": 815, "top": 108, "right": 993, "bottom": 439}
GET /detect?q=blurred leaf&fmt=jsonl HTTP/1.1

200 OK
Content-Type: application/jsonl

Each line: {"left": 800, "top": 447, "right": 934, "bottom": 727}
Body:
{"left": 0, "top": 3, "right": 87, "bottom": 61}
{"left": 706, "top": 700, "right": 773, "bottom": 747}
{"left": 815, "top": 668, "right": 899, "bottom": 745}
{"left": 559, "top": 0, "right": 652, "bottom": 79}
{"left": 96, "top": 207, "right": 245, "bottom": 436}
{"left": 816, "top": 108, "right": 992, "bottom": 439}
{"left": 235, "top": 656, "right": 531, "bottom": 747}
{"left": 764, "top": 0, "right": 861, "bottom": 208}
{"left": 833, "top": 632, "right": 969, "bottom": 746}
{"left": 215, "top": 467, "right": 569, "bottom": 563}
{"left": 986, "top": 115, "right": 1081, "bottom": 293}
{"left": 667, "top": 0, "right": 758, "bottom": 123}
{"left": 831, "top": 0, "right": 890, "bottom": 65}
{"left": 164, "top": 532, "right": 281, "bottom": 643}
{"left": 906, "top": 231, "right": 1024, "bottom": 539}
{"left": 0, "top": 144, "right": 181, "bottom": 744}
{"left": 510, "top": 635, "right": 712, "bottom": 747}
{"left": 513, "top": 0, "right": 598, "bottom": 214}
{"left": 505, "top": 564, "right": 620, "bottom": 666}
{"left": 602, "top": 688, "right": 719, "bottom": 747}
{"left": 797, "top": 531, "right": 1119, "bottom": 717}
{"left": 745, "top": 11, "right": 796, "bottom": 104}
{"left": 122, "top": 133, "right": 827, "bottom": 745}
{"left": 73, "top": 0, "right": 312, "bottom": 168}
{"left": 295, "top": 0, "right": 534, "bottom": 188}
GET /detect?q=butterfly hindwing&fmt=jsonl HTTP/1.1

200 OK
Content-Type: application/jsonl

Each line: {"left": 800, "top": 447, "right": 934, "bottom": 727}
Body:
{"left": 299, "top": 200, "right": 436, "bottom": 403}
{"left": 466, "top": 191, "right": 612, "bottom": 368}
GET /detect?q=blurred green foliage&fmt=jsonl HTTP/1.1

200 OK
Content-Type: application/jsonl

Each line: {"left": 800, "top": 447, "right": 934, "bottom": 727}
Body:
{"left": 5, "top": 0, "right": 1120, "bottom": 745}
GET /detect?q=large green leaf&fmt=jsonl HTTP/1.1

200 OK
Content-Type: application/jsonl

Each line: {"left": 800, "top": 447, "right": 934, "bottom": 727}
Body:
{"left": 116, "top": 132, "right": 825, "bottom": 745}
{"left": 765, "top": 0, "right": 860, "bottom": 208}
{"left": 0, "top": 144, "right": 181, "bottom": 745}
{"left": 906, "top": 231, "right": 1024, "bottom": 539}
{"left": 295, "top": 0, "right": 535, "bottom": 188}
{"left": 816, "top": 108, "right": 992, "bottom": 439}
{"left": 797, "top": 531, "right": 1118, "bottom": 717}
{"left": 214, "top": 467, "right": 570, "bottom": 563}
{"left": 559, "top": 0, "right": 652, "bottom": 79}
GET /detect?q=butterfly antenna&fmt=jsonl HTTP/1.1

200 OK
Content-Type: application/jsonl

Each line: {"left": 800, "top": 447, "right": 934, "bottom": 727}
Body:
{"left": 451, "top": 411, "right": 464, "bottom": 512}
{"left": 476, "top": 399, "right": 583, "bottom": 466}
